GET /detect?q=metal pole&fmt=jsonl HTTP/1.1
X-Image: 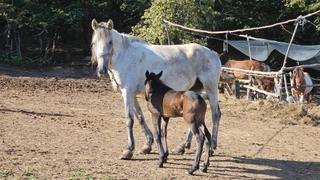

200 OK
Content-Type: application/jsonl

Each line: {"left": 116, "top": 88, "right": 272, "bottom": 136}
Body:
{"left": 246, "top": 35, "right": 252, "bottom": 61}
{"left": 280, "top": 16, "right": 302, "bottom": 71}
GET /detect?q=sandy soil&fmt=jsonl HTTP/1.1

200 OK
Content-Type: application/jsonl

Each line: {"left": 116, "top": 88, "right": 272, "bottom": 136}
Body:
{"left": 0, "top": 66, "right": 319, "bottom": 179}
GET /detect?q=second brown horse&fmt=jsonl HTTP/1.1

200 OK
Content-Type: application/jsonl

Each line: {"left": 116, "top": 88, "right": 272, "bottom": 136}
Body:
{"left": 224, "top": 59, "right": 270, "bottom": 79}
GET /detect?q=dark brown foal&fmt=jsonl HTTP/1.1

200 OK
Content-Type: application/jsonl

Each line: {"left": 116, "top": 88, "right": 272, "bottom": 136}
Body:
{"left": 144, "top": 70, "right": 211, "bottom": 175}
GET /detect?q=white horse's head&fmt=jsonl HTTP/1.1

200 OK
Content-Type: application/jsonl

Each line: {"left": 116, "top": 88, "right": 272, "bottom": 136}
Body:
{"left": 91, "top": 19, "right": 114, "bottom": 77}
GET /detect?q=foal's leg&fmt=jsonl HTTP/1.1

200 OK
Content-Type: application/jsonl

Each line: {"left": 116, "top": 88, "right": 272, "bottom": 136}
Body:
{"left": 161, "top": 117, "right": 169, "bottom": 162}
{"left": 120, "top": 89, "right": 135, "bottom": 160}
{"left": 172, "top": 129, "right": 192, "bottom": 155}
{"left": 134, "top": 99, "right": 154, "bottom": 154}
{"left": 188, "top": 123, "right": 205, "bottom": 175}
{"left": 152, "top": 114, "right": 165, "bottom": 168}
{"left": 201, "top": 123, "right": 211, "bottom": 173}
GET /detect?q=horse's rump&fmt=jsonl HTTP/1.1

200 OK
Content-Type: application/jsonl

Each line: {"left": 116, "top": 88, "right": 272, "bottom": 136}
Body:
{"left": 224, "top": 59, "right": 267, "bottom": 79}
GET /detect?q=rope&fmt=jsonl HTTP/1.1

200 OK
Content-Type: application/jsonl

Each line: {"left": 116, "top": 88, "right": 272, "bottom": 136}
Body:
{"left": 170, "top": 26, "right": 225, "bottom": 41}
{"left": 162, "top": 10, "right": 320, "bottom": 35}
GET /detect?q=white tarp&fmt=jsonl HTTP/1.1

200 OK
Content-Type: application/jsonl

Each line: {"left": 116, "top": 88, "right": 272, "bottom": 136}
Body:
{"left": 225, "top": 38, "right": 320, "bottom": 62}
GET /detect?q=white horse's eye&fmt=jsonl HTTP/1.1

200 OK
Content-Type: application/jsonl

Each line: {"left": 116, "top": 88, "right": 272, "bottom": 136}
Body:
{"left": 109, "top": 41, "right": 112, "bottom": 45}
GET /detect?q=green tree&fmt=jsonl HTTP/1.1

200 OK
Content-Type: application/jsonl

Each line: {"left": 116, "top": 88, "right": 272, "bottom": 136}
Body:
{"left": 133, "top": 0, "right": 320, "bottom": 46}
{"left": 0, "top": 0, "right": 151, "bottom": 65}
{"left": 284, "top": 0, "right": 320, "bottom": 44}
{"left": 133, "top": 0, "right": 216, "bottom": 45}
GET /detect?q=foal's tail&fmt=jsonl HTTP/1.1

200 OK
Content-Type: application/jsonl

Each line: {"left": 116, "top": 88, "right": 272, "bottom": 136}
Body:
{"left": 200, "top": 123, "right": 211, "bottom": 145}
{"left": 201, "top": 123, "right": 212, "bottom": 157}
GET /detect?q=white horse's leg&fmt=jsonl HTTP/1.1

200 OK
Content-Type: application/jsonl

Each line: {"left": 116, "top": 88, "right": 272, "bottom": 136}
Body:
{"left": 120, "top": 89, "right": 136, "bottom": 160}
{"left": 134, "top": 99, "right": 154, "bottom": 154}
{"left": 208, "top": 93, "right": 221, "bottom": 152}
{"left": 200, "top": 74, "right": 221, "bottom": 152}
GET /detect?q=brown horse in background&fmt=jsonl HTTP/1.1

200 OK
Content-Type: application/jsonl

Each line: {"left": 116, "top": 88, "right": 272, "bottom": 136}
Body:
{"left": 224, "top": 59, "right": 270, "bottom": 79}
{"left": 144, "top": 70, "right": 211, "bottom": 175}
{"left": 291, "top": 67, "right": 313, "bottom": 103}
{"left": 254, "top": 76, "right": 275, "bottom": 92}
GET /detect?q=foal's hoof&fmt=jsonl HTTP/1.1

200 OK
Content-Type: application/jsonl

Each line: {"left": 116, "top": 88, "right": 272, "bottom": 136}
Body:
{"left": 158, "top": 162, "right": 164, "bottom": 168}
{"left": 186, "top": 169, "right": 195, "bottom": 175}
{"left": 209, "top": 149, "right": 214, "bottom": 157}
{"left": 201, "top": 166, "right": 208, "bottom": 173}
{"left": 120, "top": 150, "right": 133, "bottom": 160}
{"left": 138, "top": 145, "right": 152, "bottom": 155}
{"left": 172, "top": 145, "right": 185, "bottom": 155}
{"left": 163, "top": 154, "right": 169, "bottom": 163}
{"left": 185, "top": 143, "right": 191, "bottom": 149}
{"left": 187, "top": 166, "right": 199, "bottom": 175}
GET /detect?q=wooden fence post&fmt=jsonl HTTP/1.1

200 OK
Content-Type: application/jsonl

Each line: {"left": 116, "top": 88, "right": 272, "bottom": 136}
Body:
{"left": 234, "top": 80, "right": 240, "bottom": 99}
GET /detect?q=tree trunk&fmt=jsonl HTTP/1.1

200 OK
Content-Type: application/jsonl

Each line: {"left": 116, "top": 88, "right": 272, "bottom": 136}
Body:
{"left": 15, "top": 30, "right": 22, "bottom": 58}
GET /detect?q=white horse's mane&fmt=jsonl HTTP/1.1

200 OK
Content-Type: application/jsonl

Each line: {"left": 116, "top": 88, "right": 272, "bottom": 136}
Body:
{"left": 91, "top": 25, "right": 147, "bottom": 48}
{"left": 120, "top": 33, "right": 148, "bottom": 49}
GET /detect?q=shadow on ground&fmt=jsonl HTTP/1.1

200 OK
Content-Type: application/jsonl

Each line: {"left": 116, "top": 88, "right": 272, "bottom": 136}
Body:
{"left": 142, "top": 154, "right": 320, "bottom": 179}
{"left": 0, "top": 108, "right": 73, "bottom": 117}
{"left": 0, "top": 64, "right": 96, "bottom": 79}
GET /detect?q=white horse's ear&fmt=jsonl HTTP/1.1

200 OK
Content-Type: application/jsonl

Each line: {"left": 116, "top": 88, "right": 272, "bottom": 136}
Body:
{"left": 91, "top": 19, "right": 98, "bottom": 30}
{"left": 145, "top": 70, "right": 150, "bottom": 77}
{"left": 106, "top": 19, "right": 114, "bottom": 30}
{"left": 157, "top": 71, "right": 163, "bottom": 78}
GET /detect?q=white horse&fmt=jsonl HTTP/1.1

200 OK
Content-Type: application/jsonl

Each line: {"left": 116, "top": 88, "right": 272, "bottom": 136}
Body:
{"left": 91, "top": 19, "right": 221, "bottom": 159}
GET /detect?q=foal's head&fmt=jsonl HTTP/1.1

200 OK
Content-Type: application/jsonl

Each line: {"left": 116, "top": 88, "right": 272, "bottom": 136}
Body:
{"left": 292, "top": 67, "right": 305, "bottom": 89}
{"left": 144, "top": 70, "right": 163, "bottom": 101}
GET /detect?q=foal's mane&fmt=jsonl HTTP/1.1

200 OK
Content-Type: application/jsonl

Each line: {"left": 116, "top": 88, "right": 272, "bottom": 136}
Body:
{"left": 146, "top": 73, "right": 171, "bottom": 93}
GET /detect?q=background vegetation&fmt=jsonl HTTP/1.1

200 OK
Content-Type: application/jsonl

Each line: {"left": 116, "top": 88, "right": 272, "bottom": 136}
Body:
{"left": 0, "top": 0, "right": 319, "bottom": 65}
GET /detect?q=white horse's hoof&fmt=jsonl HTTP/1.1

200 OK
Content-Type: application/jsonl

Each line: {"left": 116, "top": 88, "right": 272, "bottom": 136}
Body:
{"left": 120, "top": 150, "right": 133, "bottom": 160}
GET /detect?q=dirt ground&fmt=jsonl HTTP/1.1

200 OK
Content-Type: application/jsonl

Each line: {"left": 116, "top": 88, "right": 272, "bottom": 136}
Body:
{"left": 0, "top": 66, "right": 319, "bottom": 179}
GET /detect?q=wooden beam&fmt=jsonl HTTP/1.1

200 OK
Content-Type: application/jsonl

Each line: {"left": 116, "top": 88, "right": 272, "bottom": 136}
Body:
{"left": 243, "top": 85, "right": 279, "bottom": 97}
{"left": 283, "top": 64, "right": 320, "bottom": 71}
{"left": 234, "top": 80, "right": 241, "bottom": 99}
{"left": 287, "top": 84, "right": 320, "bottom": 88}
{"left": 222, "top": 67, "right": 278, "bottom": 76}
